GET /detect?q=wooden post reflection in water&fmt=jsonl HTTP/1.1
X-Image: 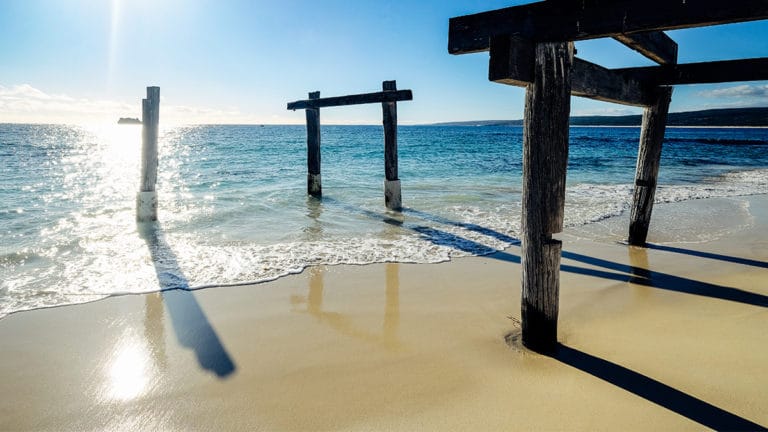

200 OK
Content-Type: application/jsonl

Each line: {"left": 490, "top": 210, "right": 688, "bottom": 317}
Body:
{"left": 308, "top": 266, "right": 324, "bottom": 314}
{"left": 383, "top": 263, "right": 400, "bottom": 348}
{"left": 144, "top": 292, "right": 167, "bottom": 368}
{"left": 628, "top": 246, "right": 654, "bottom": 300}
{"left": 300, "top": 264, "right": 401, "bottom": 349}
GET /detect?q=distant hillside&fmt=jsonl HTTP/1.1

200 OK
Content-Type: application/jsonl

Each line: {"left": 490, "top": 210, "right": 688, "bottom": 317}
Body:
{"left": 430, "top": 107, "right": 768, "bottom": 127}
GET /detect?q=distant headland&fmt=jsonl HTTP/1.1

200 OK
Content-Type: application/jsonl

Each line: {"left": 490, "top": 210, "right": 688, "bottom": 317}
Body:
{"left": 117, "top": 117, "right": 142, "bottom": 125}
{"left": 430, "top": 107, "right": 768, "bottom": 127}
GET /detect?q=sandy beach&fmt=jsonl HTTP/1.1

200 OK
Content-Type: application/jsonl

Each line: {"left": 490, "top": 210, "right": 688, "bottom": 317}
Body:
{"left": 1, "top": 194, "right": 767, "bottom": 431}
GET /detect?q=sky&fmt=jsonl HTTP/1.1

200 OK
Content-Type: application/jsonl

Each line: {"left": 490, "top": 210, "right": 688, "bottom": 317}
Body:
{"left": 0, "top": 0, "right": 767, "bottom": 125}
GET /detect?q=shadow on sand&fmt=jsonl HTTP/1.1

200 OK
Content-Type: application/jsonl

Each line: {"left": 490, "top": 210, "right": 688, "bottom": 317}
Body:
{"left": 553, "top": 344, "right": 766, "bottom": 431}
{"left": 646, "top": 242, "right": 768, "bottom": 269}
{"left": 322, "top": 199, "right": 768, "bottom": 309}
{"left": 139, "top": 223, "right": 236, "bottom": 378}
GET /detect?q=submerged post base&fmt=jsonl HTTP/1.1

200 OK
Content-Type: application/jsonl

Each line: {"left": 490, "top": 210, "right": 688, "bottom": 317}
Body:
{"left": 384, "top": 179, "right": 401, "bottom": 210}
{"left": 308, "top": 173, "right": 322, "bottom": 197}
{"left": 136, "top": 191, "right": 157, "bottom": 222}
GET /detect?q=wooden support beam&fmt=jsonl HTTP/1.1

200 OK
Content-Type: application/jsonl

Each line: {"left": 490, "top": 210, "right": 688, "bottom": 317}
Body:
{"left": 490, "top": 35, "right": 655, "bottom": 106}
{"left": 137, "top": 86, "right": 160, "bottom": 222}
{"left": 288, "top": 89, "right": 412, "bottom": 110}
{"left": 628, "top": 87, "right": 673, "bottom": 246}
{"left": 306, "top": 91, "right": 322, "bottom": 197}
{"left": 616, "top": 57, "right": 768, "bottom": 85}
{"left": 382, "top": 80, "right": 402, "bottom": 210}
{"left": 449, "top": 0, "right": 767, "bottom": 56}
{"left": 521, "top": 41, "right": 573, "bottom": 353}
{"left": 613, "top": 32, "right": 678, "bottom": 65}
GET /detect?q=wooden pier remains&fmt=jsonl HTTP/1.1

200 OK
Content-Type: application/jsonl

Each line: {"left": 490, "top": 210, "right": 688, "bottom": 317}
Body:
{"left": 137, "top": 86, "right": 160, "bottom": 222}
{"left": 287, "top": 81, "right": 413, "bottom": 210}
{"left": 449, "top": 0, "right": 768, "bottom": 352}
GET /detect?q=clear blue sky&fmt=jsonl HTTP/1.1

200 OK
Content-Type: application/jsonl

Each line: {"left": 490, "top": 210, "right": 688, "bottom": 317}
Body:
{"left": 1, "top": 0, "right": 766, "bottom": 124}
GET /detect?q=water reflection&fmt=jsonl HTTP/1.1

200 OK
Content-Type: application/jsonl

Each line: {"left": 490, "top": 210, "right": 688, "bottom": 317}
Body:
{"left": 106, "top": 329, "right": 151, "bottom": 401}
{"left": 383, "top": 263, "right": 400, "bottom": 348}
{"left": 294, "top": 264, "right": 401, "bottom": 350}
{"left": 144, "top": 292, "right": 167, "bottom": 369}
{"left": 304, "top": 196, "right": 324, "bottom": 241}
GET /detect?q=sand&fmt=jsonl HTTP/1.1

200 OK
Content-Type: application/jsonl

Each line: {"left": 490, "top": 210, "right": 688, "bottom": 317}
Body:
{"left": 1, "top": 195, "right": 767, "bottom": 431}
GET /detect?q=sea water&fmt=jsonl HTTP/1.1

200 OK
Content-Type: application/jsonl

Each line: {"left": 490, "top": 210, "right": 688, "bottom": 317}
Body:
{"left": 2, "top": 123, "right": 767, "bottom": 317}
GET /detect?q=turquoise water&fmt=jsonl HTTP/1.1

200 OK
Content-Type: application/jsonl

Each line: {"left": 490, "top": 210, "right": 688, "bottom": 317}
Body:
{"left": 2, "top": 123, "right": 768, "bottom": 317}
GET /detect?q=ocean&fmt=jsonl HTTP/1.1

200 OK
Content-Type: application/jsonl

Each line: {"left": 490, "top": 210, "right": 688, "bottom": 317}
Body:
{"left": 2, "top": 123, "right": 767, "bottom": 318}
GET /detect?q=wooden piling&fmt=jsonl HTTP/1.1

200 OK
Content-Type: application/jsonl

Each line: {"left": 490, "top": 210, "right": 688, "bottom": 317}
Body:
{"left": 520, "top": 42, "right": 573, "bottom": 353}
{"left": 306, "top": 91, "right": 322, "bottom": 197}
{"left": 628, "top": 87, "right": 673, "bottom": 246}
{"left": 137, "top": 86, "right": 160, "bottom": 222}
{"left": 382, "top": 80, "right": 401, "bottom": 210}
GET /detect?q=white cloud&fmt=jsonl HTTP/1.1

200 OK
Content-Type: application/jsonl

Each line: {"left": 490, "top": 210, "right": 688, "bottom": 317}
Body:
{"left": 0, "top": 84, "right": 272, "bottom": 125}
{"left": 697, "top": 84, "right": 768, "bottom": 99}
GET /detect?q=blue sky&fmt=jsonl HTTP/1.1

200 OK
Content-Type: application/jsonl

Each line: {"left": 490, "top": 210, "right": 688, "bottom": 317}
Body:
{"left": 1, "top": 0, "right": 766, "bottom": 124}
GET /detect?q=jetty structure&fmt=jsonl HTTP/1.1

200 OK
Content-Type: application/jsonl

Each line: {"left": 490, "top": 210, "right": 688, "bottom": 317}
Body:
{"left": 449, "top": 0, "right": 768, "bottom": 352}
{"left": 287, "top": 80, "right": 413, "bottom": 210}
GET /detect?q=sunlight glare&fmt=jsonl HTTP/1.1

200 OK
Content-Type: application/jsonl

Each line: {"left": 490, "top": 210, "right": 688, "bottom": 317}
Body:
{"left": 106, "top": 331, "right": 151, "bottom": 401}
{"left": 108, "top": 0, "right": 121, "bottom": 87}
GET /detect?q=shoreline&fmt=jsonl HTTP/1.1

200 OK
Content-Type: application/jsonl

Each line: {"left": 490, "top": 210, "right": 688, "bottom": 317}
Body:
{"left": 3, "top": 190, "right": 767, "bottom": 321}
{"left": 1, "top": 195, "right": 767, "bottom": 430}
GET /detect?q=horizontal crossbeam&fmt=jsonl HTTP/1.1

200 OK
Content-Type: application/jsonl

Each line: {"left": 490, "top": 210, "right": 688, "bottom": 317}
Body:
{"left": 449, "top": 0, "right": 767, "bottom": 61}
{"left": 616, "top": 57, "right": 768, "bottom": 85}
{"left": 489, "top": 36, "right": 655, "bottom": 106}
{"left": 287, "top": 90, "right": 412, "bottom": 110}
{"left": 489, "top": 36, "right": 768, "bottom": 105}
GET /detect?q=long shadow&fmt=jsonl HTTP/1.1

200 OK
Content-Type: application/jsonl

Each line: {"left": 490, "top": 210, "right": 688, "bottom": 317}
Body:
{"left": 646, "top": 243, "right": 768, "bottom": 269}
{"left": 139, "top": 223, "right": 236, "bottom": 378}
{"left": 323, "top": 199, "right": 768, "bottom": 308}
{"left": 322, "top": 197, "right": 520, "bottom": 263}
{"left": 561, "top": 250, "right": 768, "bottom": 308}
{"left": 402, "top": 207, "right": 520, "bottom": 246}
{"left": 554, "top": 344, "right": 767, "bottom": 431}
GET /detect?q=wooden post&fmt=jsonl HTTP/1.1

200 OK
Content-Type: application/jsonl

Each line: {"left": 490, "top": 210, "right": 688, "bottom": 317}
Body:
{"left": 137, "top": 86, "right": 160, "bottom": 222}
{"left": 520, "top": 42, "right": 574, "bottom": 353}
{"left": 306, "top": 91, "right": 322, "bottom": 197}
{"left": 628, "top": 87, "right": 673, "bottom": 246}
{"left": 382, "top": 80, "right": 401, "bottom": 210}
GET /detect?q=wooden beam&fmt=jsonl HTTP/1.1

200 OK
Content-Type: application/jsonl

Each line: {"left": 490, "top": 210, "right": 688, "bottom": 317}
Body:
{"left": 520, "top": 41, "right": 574, "bottom": 353}
{"left": 489, "top": 35, "right": 655, "bottom": 106}
{"left": 449, "top": 0, "right": 768, "bottom": 55}
{"left": 288, "top": 90, "right": 412, "bottom": 110}
{"left": 628, "top": 87, "right": 673, "bottom": 246}
{"left": 616, "top": 57, "right": 768, "bottom": 85}
{"left": 613, "top": 32, "right": 678, "bottom": 65}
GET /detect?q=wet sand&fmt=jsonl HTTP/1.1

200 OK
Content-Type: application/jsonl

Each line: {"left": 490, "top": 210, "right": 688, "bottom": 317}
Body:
{"left": 1, "top": 195, "right": 767, "bottom": 431}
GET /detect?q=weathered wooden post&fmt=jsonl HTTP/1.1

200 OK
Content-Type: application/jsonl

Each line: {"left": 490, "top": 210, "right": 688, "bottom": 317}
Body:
{"left": 306, "top": 91, "right": 322, "bottom": 197}
{"left": 520, "top": 42, "right": 574, "bottom": 353}
{"left": 288, "top": 85, "right": 411, "bottom": 201}
{"left": 137, "top": 86, "right": 160, "bottom": 222}
{"left": 382, "top": 80, "right": 401, "bottom": 210}
{"left": 628, "top": 87, "right": 673, "bottom": 246}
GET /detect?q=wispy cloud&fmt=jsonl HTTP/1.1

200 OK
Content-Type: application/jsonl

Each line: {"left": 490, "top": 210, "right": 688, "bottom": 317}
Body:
{"left": 0, "top": 84, "right": 133, "bottom": 123}
{"left": 0, "top": 84, "right": 268, "bottom": 125}
{"left": 697, "top": 84, "right": 768, "bottom": 100}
